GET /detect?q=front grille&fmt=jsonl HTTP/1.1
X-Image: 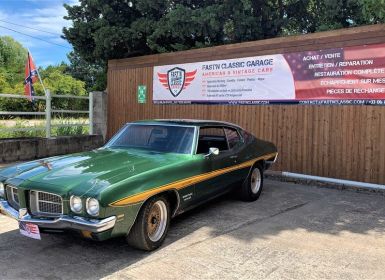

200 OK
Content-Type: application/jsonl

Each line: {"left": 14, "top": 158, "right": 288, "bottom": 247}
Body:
{"left": 5, "top": 185, "right": 20, "bottom": 210}
{"left": 29, "top": 191, "right": 63, "bottom": 216}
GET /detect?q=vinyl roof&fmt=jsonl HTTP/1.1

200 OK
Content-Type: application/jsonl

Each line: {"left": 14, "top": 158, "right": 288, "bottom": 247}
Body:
{"left": 131, "top": 119, "right": 243, "bottom": 129}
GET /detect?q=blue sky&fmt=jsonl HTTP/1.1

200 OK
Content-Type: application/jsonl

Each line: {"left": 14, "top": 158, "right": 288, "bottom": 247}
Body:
{"left": 0, "top": 0, "right": 78, "bottom": 67}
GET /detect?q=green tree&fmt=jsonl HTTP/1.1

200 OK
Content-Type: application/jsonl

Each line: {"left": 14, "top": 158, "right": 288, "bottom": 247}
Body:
{"left": 34, "top": 63, "right": 87, "bottom": 112}
{"left": 359, "top": 0, "right": 385, "bottom": 23}
{"left": 0, "top": 62, "right": 87, "bottom": 116}
{"left": 38, "top": 63, "right": 86, "bottom": 96}
{"left": 63, "top": 0, "right": 384, "bottom": 85}
{"left": 0, "top": 36, "right": 87, "bottom": 116}
{"left": 66, "top": 51, "right": 106, "bottom": 91}
{"left": 284, "top": 0, "right": 365, "bottom": 34}
{"left": 0, "top": 36, "right": 29, "bottom": 115}
{"left": 0, "top": 36, "right": 27, "bottom": 93}
{"left": 62, "top": 0, "right": 294, "bottom": 85}
{"left": 63, "top": 0, "right": 289, "bottom": 59}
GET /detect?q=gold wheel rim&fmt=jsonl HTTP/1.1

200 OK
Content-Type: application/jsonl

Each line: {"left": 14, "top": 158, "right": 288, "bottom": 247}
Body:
{"left": 147, "top": 200, "right": 167, "bottom": 242}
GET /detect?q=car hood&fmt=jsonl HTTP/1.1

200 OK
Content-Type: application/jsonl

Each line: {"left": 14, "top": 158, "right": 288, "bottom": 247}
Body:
{"left": 0, "top": 148, "right": 190, "bottom": 196}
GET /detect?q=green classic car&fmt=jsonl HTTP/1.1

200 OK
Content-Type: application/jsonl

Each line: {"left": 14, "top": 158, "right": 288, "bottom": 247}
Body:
{"left": 0, "top": 119, "right": 277, "bottom": 251}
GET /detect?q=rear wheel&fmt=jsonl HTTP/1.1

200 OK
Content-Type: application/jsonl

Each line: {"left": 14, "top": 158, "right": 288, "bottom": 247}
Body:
{"left": 239, "top": 164, "right": 264, "bottom": 201}
{"left": 127, "top": 195, "right": 170, "bottom": 251}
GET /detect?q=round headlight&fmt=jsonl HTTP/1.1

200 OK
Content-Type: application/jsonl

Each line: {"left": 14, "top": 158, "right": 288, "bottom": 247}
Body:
{"left": 0, "top": 182, "right": 4, "bottom": 197}
{"left": 70, "top": 195, "right": 83, "bottom": 213}
{"left": 86, "top": 198, "right": 99, "bottom": 216}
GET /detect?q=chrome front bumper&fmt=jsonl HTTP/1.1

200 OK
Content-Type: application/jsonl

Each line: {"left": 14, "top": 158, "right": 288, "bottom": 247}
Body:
{"left": 0, "top": 200, "right": 116, "bottom": 233}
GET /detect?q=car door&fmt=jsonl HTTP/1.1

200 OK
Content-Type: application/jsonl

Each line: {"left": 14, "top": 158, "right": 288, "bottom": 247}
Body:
{"left": 223, "top": 126, "right": 249, "bottom": 187}
{"left": 193, "top": 126, "right": 241, "bottom": 201}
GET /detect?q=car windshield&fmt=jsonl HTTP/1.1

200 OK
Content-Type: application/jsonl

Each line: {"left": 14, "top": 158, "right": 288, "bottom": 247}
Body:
{"left": 106, "top": 124, "right": 195, "bottom": 154}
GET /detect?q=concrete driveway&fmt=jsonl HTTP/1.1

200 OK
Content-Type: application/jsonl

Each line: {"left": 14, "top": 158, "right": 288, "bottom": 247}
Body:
{"left": 1, "top": 180, "right": 385, "bottom": 280}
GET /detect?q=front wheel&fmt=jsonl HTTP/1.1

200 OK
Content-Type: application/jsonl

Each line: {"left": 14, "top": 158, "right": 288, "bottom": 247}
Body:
{"left": 239, "top": 164, "right": 264, "bottom": 201}
{"left": 127, "top": 195, "right": 170, "bottom": 251}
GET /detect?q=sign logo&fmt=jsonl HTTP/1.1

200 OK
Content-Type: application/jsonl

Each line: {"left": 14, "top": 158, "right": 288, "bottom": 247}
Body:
{"left": 157, "top": 67, "right": 197, "bottom": 97}
{"left": 137, "top": 85, "right": 147, "bottom": 104}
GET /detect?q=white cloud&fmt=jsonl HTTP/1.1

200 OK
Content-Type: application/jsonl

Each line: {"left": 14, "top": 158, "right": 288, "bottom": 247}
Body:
{"left": 18, "top": 5, "right": 72, "bottom": 35}
{"left": 0, "top": 0, "right": 77, "bottom": 45}
{"left": 0, "top": 0, "right": 78, "bottom": 66}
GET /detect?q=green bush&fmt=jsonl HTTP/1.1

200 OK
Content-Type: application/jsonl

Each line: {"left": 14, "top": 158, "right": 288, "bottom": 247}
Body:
{"left": 52, "top": 117, "right": 89, "bottom": 137}
{"left": 0, "top": 117, "right": 89, "bottom": 138}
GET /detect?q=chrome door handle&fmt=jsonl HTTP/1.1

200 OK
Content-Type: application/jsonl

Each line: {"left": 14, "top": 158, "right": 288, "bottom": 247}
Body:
{"left": 230, "top": 155, "right": 238, "bottom": 159}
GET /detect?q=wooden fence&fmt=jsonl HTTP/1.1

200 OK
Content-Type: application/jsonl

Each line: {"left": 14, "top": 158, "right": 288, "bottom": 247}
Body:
{"left": 107, "top": 24, "right": 385, "bottom": 184}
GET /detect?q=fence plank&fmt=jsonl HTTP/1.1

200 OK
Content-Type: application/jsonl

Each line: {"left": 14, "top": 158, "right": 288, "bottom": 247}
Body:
{"left": 0, "top": 94, "right": 46, "bottom": 100}
{"left": 51, "top": 110, "right": 89, "bottom": 114}
{"left": 51, "top": 94, "right": 89, "bottom": 100}
{"left": 0, "top": 112, "right": 45, "bottom": 116}
{"left": 0, "top": 92, "right": 92, "bottom": 137}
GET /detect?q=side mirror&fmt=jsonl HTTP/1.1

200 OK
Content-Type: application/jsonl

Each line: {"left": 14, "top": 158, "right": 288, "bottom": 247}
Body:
{"left": 205, "top": 147, "right": 219, "bottom": 157}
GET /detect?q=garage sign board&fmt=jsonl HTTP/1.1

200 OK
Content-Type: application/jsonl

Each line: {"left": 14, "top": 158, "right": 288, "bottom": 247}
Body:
{"left": 153, "top": 43, "right": 385, "bottom": 105}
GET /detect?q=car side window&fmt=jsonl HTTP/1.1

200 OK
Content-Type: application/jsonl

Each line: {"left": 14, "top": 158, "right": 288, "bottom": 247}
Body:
{"left": 197, "top": 127, "right": 229, "bottom": 154}
{"left": 224, "top": 127, "right": 242, "bottom": 150}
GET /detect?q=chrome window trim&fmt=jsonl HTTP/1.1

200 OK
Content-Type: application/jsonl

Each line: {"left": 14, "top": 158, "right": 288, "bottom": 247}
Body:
{"left": 192, "top": 126, "right": 198, "bottom": 155}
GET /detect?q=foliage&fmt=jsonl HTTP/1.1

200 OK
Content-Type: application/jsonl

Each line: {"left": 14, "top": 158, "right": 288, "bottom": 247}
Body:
{"left": 0, "top": 118, "right": 89, "bottom": 138}
{"left": 54, "top": 116, "right": 88, "bottom": 136}
{"left": 0, "top": 36, "right": 37, "bottom": 117}
{"left": 66, "top": 51, "right": 106, "bottom": 91}
{"left": 63, "top": 0, "right": 287, "bottom": 60}
{"left": 38, "top": 63, "right": 88, "bottom": 112}
{"left": 283, "top": 0, "right": 366, "bottom": 34}
{"left": 0, "top": 36, "right": 27, "bottom": 93}
{"left": 0, "top": 36, "right": 89, "bottom": 137}
{"left": 0, "top": 119, "right": 45, "bottom": 138}
{"left": 0, "top": 41, "right": 88, "bottom": 118}
{"left": 359, "top": 0, "right": 385, "bottom": 23}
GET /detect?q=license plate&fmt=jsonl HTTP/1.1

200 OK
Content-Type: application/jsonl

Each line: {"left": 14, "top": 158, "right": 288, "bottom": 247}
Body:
{"left": 19, "top": 222, "right": 41, "bottom": 240}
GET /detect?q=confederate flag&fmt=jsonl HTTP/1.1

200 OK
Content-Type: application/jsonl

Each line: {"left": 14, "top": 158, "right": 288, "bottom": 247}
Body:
{"left": 24, "top": 52, "right": 38, "bottom": 102}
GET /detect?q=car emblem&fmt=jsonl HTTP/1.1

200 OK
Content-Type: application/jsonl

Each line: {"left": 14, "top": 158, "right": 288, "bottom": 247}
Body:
{"left": 39, "top": 160, "right": 52, "bottom": 170}
{"left": 157, "top": 68, "right": 197, "bottom": 97}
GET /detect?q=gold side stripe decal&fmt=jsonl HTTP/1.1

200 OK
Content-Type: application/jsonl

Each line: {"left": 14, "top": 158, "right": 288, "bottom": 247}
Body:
{"left": 110, "top": 152, "right": 277, "bottom": 207}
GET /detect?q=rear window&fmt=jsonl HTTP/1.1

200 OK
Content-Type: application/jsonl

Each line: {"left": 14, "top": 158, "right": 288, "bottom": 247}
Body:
{"left": 224, "top": 128, "right": 242, "bottom": 149}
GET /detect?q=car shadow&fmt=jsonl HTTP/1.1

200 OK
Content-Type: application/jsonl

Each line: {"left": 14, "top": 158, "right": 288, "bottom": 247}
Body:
{"left": 1, "top": 179, "right": 385, "bottom": 279}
